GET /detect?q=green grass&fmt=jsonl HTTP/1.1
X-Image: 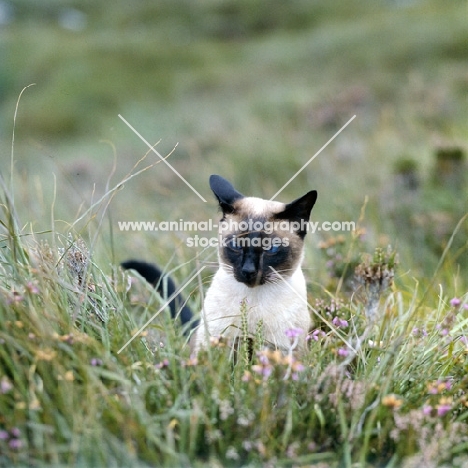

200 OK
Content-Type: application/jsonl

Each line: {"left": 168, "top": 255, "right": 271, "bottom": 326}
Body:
{"left": 0, "top": 170, "right": 467, "bottom": 466}
{"left": 1, "top": 0, "right": 468, "bottom": 465}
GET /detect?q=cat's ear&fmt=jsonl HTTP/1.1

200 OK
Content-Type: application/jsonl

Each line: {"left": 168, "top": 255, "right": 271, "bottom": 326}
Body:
{"left": 209, "top": 175, "right": 244, "bottom": 215}
{"left": 274, "top": 190, "right": 317, "bottom": 237}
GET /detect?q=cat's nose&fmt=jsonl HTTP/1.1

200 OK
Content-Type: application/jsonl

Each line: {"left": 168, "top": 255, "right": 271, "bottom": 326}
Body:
{"left": 241, "top": 259, "right": 257, "bottom": 282}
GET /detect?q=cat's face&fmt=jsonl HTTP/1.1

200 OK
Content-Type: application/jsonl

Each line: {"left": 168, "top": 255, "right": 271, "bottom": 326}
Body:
{"left": 210, "top": 175, "right": 317, "bottom": 287}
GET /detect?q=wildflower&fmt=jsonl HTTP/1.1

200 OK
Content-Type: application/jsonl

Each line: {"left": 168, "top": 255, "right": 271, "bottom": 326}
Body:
{"left": 90, "top": 358, "right": 103, "bottom": 367}
{"left": 308, "top": 329, "right": 326, "bottom": 341}
{"left": 436, "top": 397, "right": 452, "bottom": 417}
{"left": 219, "top": 399, "right": 234, "bottom": 420}
{"left": 337, "top": 347, "right": 349, "bottom": 357}
{"left": 226, "top": 447, "right": 239, "bottom": 461}
{"left": 252, "top": 363, "right": 273, "bottom": 379}
{"left": 241, "top": 371, "right": 252, "bottom": 382}
{"left": 268, "top": 350, "right": 284, "bottom": 364}
{"left": 35, "top": 349, "right": 57, "bottom": 361}
{"left": 183, "top": 355, "right": 198, "bottom": 367}
{"left": 449, "top": 297, "right": 461, "bottom": 307}
{"left": 209, "top": 336, "right": 226, "bottom": 347}
{"left": 285, "top": 327, "right": 304, "bottom": 338}
{"left": 64, "top": 371, "right": 74, "bottom": 381}
{"left": 10, "top": 428, "right": 20, "bottom": 438}
{"left": 242, "top": 440, "right": 253, "bottom": 451}
{"left": 26, "top": 281, "right": 39, "bottom": 294}
{"left": 57, "top": 334, "right": 74, "bottom": 345}
{"left": 382, "top": 394, "right": 403, "bottom": 410}
{"left": 283, "top": 356, "right": 306, "bottom": 381}
{"left": 412, "top": 327, "right": 428, "bottom": 338}
{"left": 258, "top": 352, "right": 270, "bottom": 365}
{"left": 8, "top": 439, "right": 22, "bottom": 450}
{"left": 332, "top": 316, "right": 348, "bottom": 328}
{"left": 422, "top": 405, "right": 433, "bottom": 416}
{"left": 427, "top": 380, "right": 451, "bottom": 394}
{"left": 155, "top": 359, "right": 169, "bottom": 369}
{"left": 252, "top": 352, "right": 273, "bottom": 379}
{"left": 7, "top": 291, "right": 24, "bottom": 304}
{"left": 0, "top": 377, "right": 12, "bottom": 394}
{"left": 0, "top": 430, "right": 8, "bottom": 440}
{"left": 292, "top": 361, "right": 305, "bottom": 372}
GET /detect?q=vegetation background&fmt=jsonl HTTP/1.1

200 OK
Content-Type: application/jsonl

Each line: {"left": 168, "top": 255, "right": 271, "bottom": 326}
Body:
{"left": 0, "top": 0, "right": 467, "bottom": 466}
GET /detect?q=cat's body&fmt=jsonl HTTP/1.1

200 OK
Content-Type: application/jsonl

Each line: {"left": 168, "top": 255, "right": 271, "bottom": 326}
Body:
{"left": 123, "top": 175, "right": 317, "bottom": 354}
{"left": 194, "top": 265, "right": 310, "bottom": 352}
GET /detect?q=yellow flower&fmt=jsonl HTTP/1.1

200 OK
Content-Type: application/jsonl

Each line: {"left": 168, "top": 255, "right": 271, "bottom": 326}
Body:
{"left": 382, "top": 394, "right": 403, "bottom": 409}
{"left": 35, "top": 349, "right": 57, "bottom": 361}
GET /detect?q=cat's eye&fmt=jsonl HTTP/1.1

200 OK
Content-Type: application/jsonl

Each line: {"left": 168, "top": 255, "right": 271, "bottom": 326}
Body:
{"left": 228, "top": 237, "right": 243, "bottom": 252}
{"left": 265, "top": 244, "right": 280, "bottom": 254}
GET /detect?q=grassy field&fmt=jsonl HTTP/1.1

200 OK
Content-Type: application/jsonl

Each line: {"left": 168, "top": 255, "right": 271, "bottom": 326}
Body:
{"left": 1, "top": 0, "right": 467, "bottom": 466}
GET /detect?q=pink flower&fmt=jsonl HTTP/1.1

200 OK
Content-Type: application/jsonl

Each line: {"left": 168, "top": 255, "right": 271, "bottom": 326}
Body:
{"left": 26, "top": 282, "right": 39, "bottom": 294}
{"left": 285, "top": 327, "right": 304, "bottom": 338}
{"left": 422, "top": 405, "right": 433, "bottom": 416}
{"left": 332, "top": 316, "right": 348, "bottom": 328}
{"left": 155, "top": 359, "right": 169, "bottom": 369}
{"left": 308, "top": 329, "right": 326, "bottom": 341}
{"left": 258, "top": 354, "right": 270, "bottom": 365}
{"left": 449, "top": 297, "right": 461, "bottom": 307}
{"left": 337, "top": 347, "right": 349, "bottom": 357}
{"left": 8, "top": 439, "right": 22, "bottom": 450}
{"left": 437, "top": 403, "right": 451, "bottom": 417}
{"left": 252, "top": 364, "right": 273, "bottom": 379}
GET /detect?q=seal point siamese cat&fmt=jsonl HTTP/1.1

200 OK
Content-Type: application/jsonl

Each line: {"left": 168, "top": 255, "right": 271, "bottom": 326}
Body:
{"left": 123, "top": 175, "right": 317, "bottom": 354}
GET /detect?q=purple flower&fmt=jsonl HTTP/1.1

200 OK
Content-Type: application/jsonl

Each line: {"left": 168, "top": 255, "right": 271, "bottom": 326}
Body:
{"left": 258, "top": 354, "right": 269, "bottom": 365}
{"left": 308, "top": 329, "right": 326, "bottom": 341}
{"left": 332, "top": 316, "right": 348, "bottom": 328}
{"left": 285, "top": 327, "right": 304, "bottom": 338}
{"left": 337, "top": 347, "right": 349, "bottom": 357}
{"left": 10, "top": 427, "right": 21, "bottom": 438}
{"left": 8, "top": 439, "right": 22, "bottom": 449}
{"left": 252, "top": 364, "right": 273, "bottom": 379}
{"left": 0, "top": 430, "right": 9, "bottom": 440}
{"left": 90, "top": 358, "right": 103, "bottom": 367}
{"left": 437, "top": 403, "right": 451, "bottom": 417}
{"left": 422, "top": 405, "right": 433, "bottom": 416}
{"left": 293, "top": 363, "right": 305, "bottom": 372}
{"left": 449, "top": 297, "right": 461, "bottom": 307}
